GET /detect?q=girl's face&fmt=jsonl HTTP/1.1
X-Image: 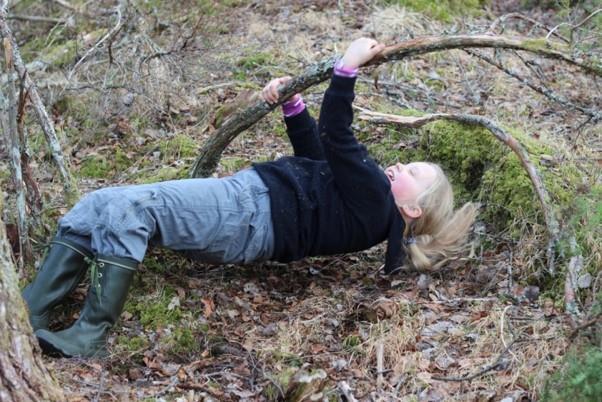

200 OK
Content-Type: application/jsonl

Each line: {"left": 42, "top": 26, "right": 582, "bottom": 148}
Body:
{"left": 384, "top": 162, "right": 438, "bottom": 208}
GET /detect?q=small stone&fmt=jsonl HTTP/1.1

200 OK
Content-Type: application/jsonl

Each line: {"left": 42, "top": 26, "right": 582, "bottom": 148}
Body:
{"left": 327, "top": 318, "right": 340, "bottom": 328}
{"left": 435, "top": 354, "right": 455, "bottom": 370}
{"left": 331, "top": 358, "right": 347, "bottom": 371}
{"left": 523, "top": 286, "right": 540, "bottom": 303}
{"left": 577, "top": 273, "right": 592, "bottom": 289}
{"left": 243, "top": 281, "right": 260, "bottom": 295}
{"left": 122, "top": 92, "right": 135, "bottom": 106}
{"left": 260, "top": 323, "right": 278, "bottom": 337}
{"left": 417, "top": 274, "right": 432, "bottom": 290}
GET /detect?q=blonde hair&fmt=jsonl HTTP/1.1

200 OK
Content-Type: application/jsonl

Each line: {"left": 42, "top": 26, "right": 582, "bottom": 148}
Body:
{"left": 404, "top": 163, "right": 478, "bottom": 271}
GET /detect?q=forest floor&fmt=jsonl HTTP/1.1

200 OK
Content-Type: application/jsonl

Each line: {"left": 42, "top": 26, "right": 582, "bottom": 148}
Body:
{"left": 1, "top": 0, "right": 601, "bottom": 401}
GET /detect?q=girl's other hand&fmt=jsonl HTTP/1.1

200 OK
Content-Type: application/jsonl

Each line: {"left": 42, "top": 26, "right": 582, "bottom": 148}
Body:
{"left": 262, "top": 76, "right": 300, "bottom": 105}
{"left": 341, "top": 37, "right": 385, "bottom": 69}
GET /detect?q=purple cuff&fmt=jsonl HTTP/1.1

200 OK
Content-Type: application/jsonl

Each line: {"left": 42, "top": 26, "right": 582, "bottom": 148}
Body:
{"left": 334, "top": 59, "right": 359, "bottom": 78}
{"left": 282, "top": 96, "right": 305, "bottom": 118}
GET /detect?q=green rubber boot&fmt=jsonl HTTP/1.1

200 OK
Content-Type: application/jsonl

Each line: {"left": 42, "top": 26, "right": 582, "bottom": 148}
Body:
{"left": 22, "top": 238, "right": 92, "bottom": 331}
{"left": 35, "top": 255, "right": 138, "bottom": 358}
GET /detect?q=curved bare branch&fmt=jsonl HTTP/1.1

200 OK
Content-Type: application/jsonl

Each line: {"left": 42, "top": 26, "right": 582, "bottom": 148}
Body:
{"left": 190, "top": 34, "right": 600, "bottom": 178}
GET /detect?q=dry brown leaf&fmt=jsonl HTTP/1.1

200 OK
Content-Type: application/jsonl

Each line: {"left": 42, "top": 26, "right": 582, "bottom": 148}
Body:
{"left": 202, "top": 297, "right": 215, "bottom": 318}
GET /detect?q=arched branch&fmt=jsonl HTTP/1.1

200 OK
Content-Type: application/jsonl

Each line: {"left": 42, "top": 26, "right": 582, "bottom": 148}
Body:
{"left": 355, "top": 108, "right": 561, "bottom": 275}
{"left": 190, "top": 34, "right": 600, "bottom": 178}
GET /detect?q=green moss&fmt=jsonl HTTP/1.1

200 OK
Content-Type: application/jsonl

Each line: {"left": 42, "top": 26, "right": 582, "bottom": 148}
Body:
{"left": 381, "top": 0, "right": 487, "bottom": 21}
{"left": 115, "top": 334, "right": 149, "bottom": 354}
{"left": 0, "top": 164, "right": 12, "bottom": 186}
{"left": 79, "top": 154, "right": 112, "bottom": 178}
{"left": 165, "top": 327, "right": 201, "bottom": 355}
{"left": 157, "top": 134, "right": 198, "bottom": 160}
{"left": 136, "top": 166, "right": 188, "bottom": 183}
{"left": 237, "top": 52, "right": 274, "bottom": 70}
{"left": 413, "top": 120, "right": 554, "bottom": 227}
{"left": 343, "top": 334, "right": 362, "bottom": 353}
{"left": 542, "top": 346, "right": 602, "bottom": 402}
{"left": 78, "top": 147, "right": 133, "bottom": 179}
{"left": 521, "top": 38, "right": 570, "bottom": 54}
{"left": 220, "top": 156, "right": 250, "bottom": 174}
{"left": 263, "top": 367, "right": 297, "bottom": 401}
{"left": 126, "top": 285, "right": 183, "bottom": 329}
{"left": 22, "top": 28, "right": 105, "bottom": 69}
{"left": 365, "top": 114, "right": 586, "bottom": 238}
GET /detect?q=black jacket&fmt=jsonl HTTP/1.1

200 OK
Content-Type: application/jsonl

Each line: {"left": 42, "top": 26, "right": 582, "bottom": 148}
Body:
{"left": 253, "top": 74, "right": 405, "bottom": 274}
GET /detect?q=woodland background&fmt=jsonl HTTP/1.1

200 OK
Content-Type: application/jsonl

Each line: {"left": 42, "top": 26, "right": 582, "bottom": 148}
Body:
{"left": 0, "top": 0, "right": 600, "bottom": 401}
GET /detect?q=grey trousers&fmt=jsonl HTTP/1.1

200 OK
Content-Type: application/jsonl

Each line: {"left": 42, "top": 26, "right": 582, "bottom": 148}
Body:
{"left": 57, "top": 168, "right": 275, "bottom": 264}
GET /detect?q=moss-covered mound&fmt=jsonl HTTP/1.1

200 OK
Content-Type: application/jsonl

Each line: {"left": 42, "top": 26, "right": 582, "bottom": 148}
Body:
{"left": 361, "top": 114, "right": 600, "bottom": 274}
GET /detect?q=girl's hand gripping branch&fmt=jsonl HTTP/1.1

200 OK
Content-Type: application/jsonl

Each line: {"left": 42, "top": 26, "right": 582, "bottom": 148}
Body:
{"left": 262, "top": 76, "right": 301, "bottom": 105}
{"left": 262, "top": 76, "right": 304, "bottom": 117}
{"left": 340, "top": 37, "right": 385, "bottom": 69}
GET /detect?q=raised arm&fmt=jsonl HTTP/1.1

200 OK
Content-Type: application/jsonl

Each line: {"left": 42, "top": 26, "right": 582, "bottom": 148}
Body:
{"left": 263, "top": 77, "right": 325, "bottom": 160}
{"left": 318, "top": 38, "right": 387, "bottom": 199}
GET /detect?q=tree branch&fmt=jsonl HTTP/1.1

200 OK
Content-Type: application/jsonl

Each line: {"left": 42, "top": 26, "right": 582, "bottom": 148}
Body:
{"left": 67, "top": 0, "right": 126, "bottom": 80}
{"left": 7, "top": 14, "right": 69, "bottom": 24}
{"left": 0, "top": 38, "right": 31, "bottom": 268}
{"left": 465, "top": 49, "right": 600, "bottom": 122}
{"left": 190, "top": 34, "right": 600, "bottom": 178}
{"left": 355, "top": 108, "right": 561, "bottom": 275}
{"left": 0, "top": 5, "right": 78, "bottom": 201}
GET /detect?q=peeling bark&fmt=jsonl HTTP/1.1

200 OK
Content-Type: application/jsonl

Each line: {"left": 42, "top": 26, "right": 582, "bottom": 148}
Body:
{"left": 0, "top": 209, "right": 64, "bottom": 401}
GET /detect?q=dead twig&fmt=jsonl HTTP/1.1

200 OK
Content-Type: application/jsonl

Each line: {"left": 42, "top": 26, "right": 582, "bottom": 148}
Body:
{"left": 0, "top": 38, "right": 32, "bottom": 268}
{"left": 569, "top": 315, "right": 602, "bottom": 340}
{"left": 190, "top": 34, "right": 601, "bottom": 179}
{"left": 0, "top": 5, "right": 77, "bottom": 200}
{"left": 356, "top": 108, "right": 561, "bottom": 275}
{"left": 16, "top": 78, "right": 43, "bottom": 221}
{"left": 489, "top": 13, "right": 569, "bottom": 43}
{"left": 7, "top": 14, "right": 69, "bottom": 24}
{"left": 432, "top": 339, "right": 516, "bottom": 382}
{"left": 465, "top": 49, "right": 600, "bottom": 123}
{"left": 52, "top": 0, "right": 112, "bottom": 18}
{"left": 564, "top": 236, "right": 583, "bottom": 319}
{"left": 338, "top": 381, "right": 358, "bottom": 402}
{"left": 546, "top": 8, "right": 602, "bottom": 43}
{"left": 376, "top": 339, "right": 384, "bottom": 389}
{"left": 67, "top": 0, "right": 126, "bottom": 80}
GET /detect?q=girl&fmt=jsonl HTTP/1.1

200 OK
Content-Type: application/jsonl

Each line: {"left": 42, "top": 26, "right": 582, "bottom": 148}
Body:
{"left": 23, "top": 38, "right": 477, "bottom": 358}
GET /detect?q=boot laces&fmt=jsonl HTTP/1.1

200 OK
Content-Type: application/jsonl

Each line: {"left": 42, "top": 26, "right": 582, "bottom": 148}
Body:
{"left": 85, "top": 256, "right": 103, "bottom": 305}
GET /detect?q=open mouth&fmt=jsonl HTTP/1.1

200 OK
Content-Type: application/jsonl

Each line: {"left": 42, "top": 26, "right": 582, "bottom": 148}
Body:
{"left": 385, "top": 170, "right": 395, "bottom": 181}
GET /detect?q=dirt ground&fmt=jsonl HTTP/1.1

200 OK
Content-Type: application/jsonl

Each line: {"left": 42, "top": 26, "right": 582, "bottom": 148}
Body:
{"left": 2, "top": 0, "right": 601, "bottom": 401}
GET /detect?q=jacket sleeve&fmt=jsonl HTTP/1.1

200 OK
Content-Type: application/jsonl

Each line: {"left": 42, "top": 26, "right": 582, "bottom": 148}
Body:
{"left": 283, "top": 108, "right": 325, "bottom": 161}
{"left": 318, "top": 74, "right": 388, "bottom": 200}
